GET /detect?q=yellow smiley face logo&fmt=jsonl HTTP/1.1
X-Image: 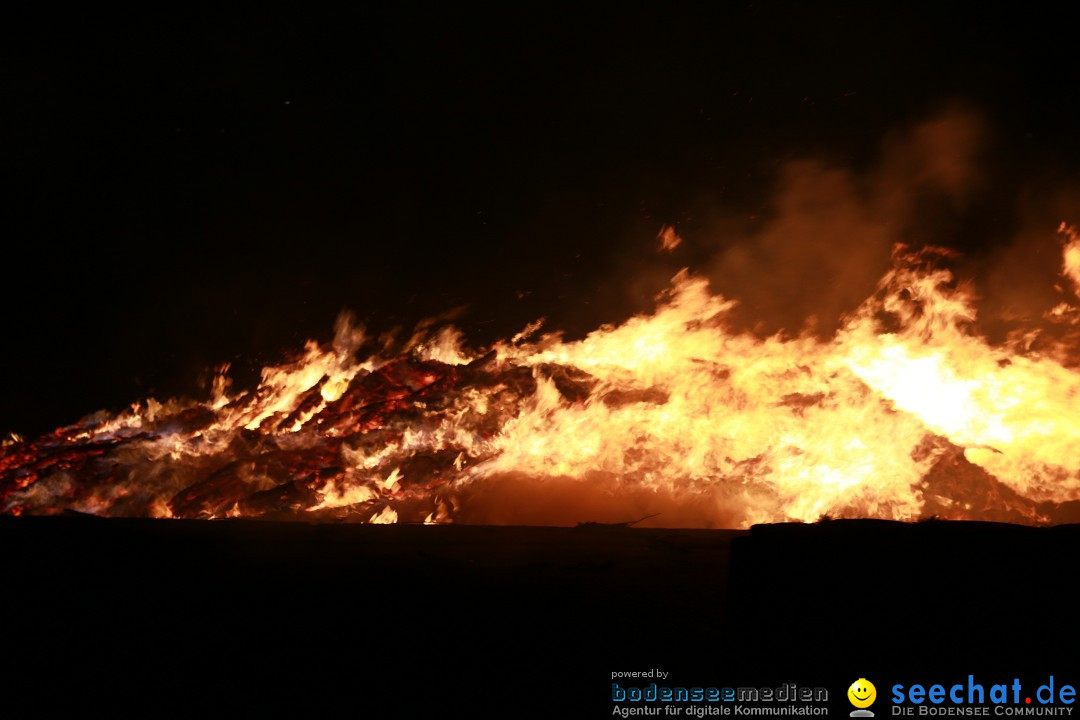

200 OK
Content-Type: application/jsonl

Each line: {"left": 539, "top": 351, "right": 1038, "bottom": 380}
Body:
{"left": 848, "top": 679, "right": 876, "bottom": 708}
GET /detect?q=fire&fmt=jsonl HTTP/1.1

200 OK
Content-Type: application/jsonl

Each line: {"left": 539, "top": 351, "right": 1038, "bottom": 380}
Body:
{"left": 1062, "top": 221, "right": 1080, "bottom": 290}
{"left": 3, "top": 227, "right": 1080, "bottom": 527}
{"left": 658, "top": 225, "right": 683, "bottom": 253}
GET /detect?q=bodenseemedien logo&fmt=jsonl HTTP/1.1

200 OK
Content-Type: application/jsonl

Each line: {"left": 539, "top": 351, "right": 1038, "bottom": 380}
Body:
{"left": 850, "top": 679, "right": 877, "bottom": 717}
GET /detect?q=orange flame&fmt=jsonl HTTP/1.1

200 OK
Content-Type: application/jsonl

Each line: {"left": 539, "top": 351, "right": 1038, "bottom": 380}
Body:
{"left": 3, "top": 227, "right": 1080, "bottom": 527}
{"left": 658, "top": 225, "right": 683, "bottom": 253}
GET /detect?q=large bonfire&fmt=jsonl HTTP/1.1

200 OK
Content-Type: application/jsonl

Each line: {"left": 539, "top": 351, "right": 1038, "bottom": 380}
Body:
{"left": 3, "top": 225, "right": 1080, "bottom": 527}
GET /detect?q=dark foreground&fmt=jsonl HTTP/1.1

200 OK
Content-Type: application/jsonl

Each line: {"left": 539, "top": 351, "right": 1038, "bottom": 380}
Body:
{"left": 3, "top": 517, "right": 1077, "bottom": 715}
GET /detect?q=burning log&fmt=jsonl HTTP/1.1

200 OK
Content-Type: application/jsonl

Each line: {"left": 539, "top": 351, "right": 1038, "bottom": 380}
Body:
{"left": 238, "top": 479, "right": 329, "bottom": 518}
{"left": 169, "top": 461, "right": 259, "bottom": 518}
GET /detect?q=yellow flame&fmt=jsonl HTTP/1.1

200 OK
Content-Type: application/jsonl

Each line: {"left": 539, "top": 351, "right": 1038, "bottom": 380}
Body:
{"left": 7, "top": 226, "right": 1080, "bottom": 527}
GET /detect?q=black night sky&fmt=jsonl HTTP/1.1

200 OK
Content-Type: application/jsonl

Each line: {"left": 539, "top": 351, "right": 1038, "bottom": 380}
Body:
{"left": 5, "top": 4, "right": 1080, "bottom": 437}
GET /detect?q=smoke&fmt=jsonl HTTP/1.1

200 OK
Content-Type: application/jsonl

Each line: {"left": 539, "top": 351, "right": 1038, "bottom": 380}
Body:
{"left": 700, "top": 105, "right": 992, "bottom": 337}
{"left": 975, "top": 190, "right": 1080, "bottom": 351}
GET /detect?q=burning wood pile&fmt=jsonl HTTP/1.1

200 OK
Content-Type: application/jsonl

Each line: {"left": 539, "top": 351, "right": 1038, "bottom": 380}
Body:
{"left": 4, "top": 229, "right": 1080, "bottom": 527}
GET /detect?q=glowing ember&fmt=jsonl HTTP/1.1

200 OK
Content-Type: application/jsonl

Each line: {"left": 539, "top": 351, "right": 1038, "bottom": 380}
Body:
{"left": 658, "top": 225, "right": 683, "bottom": 253}
{"left": 4, "top": 227, "right": 1080, "bottom": 527}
